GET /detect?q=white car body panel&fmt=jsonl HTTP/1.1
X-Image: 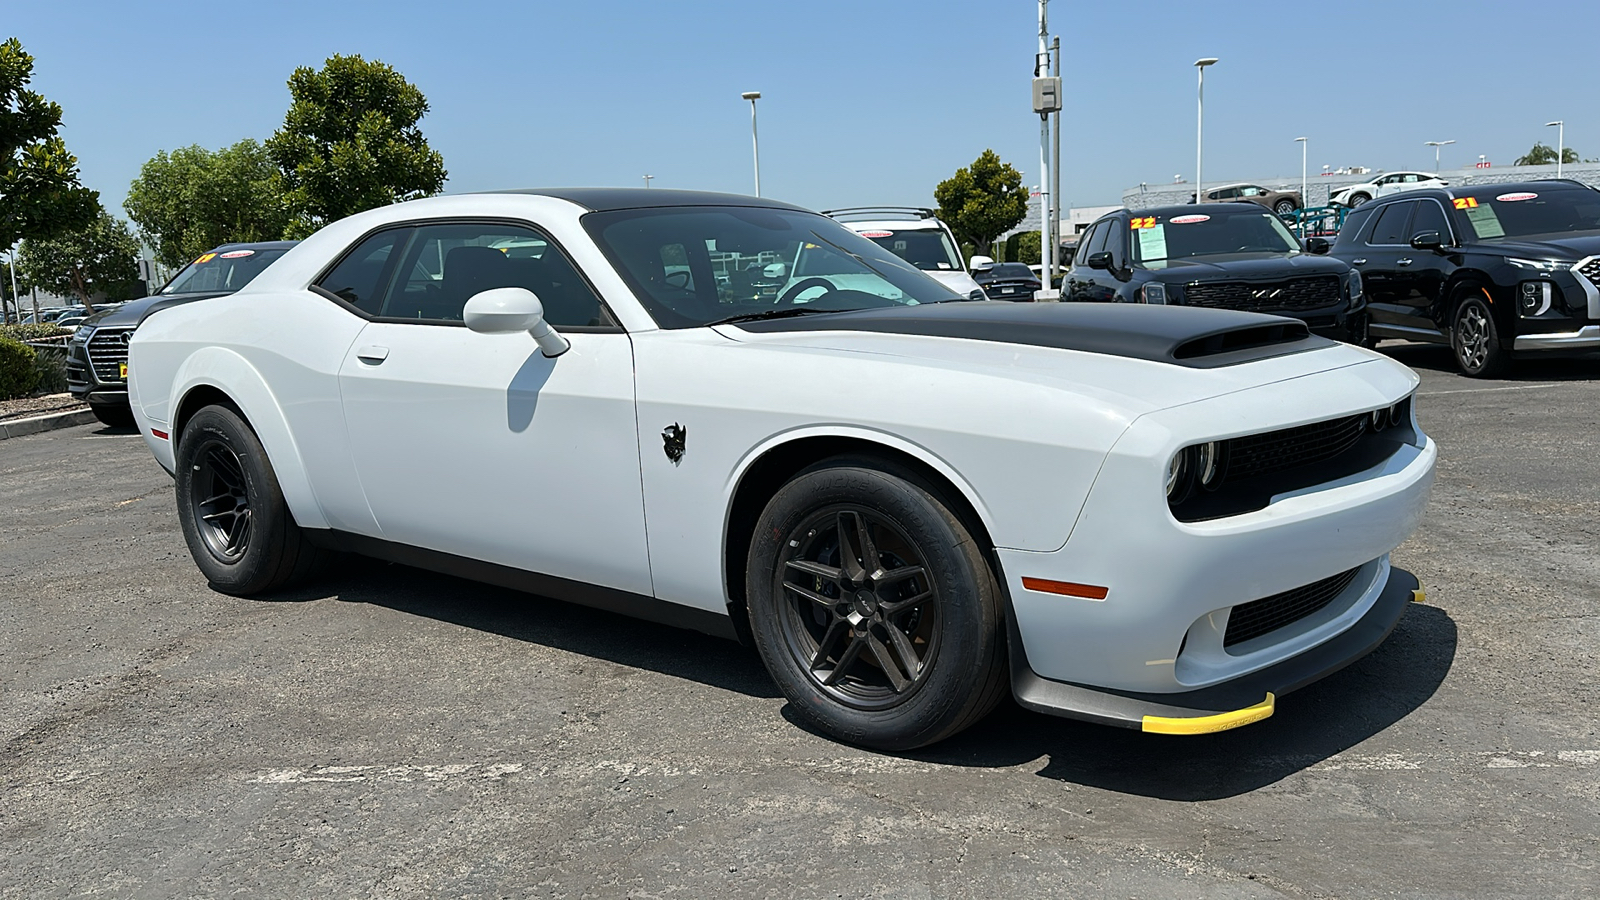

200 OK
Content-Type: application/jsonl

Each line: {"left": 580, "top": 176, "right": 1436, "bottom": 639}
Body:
{"left": 127, "top": 189, "right": 1436, "bottom": 726}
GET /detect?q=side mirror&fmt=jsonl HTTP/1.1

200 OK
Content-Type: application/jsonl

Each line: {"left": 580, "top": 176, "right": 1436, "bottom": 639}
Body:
{"left": 1086, "top": 251, "right": 1113, "bottom": 270}
{"left": 1409, "top": 231, "right": 1444, "bottom": 252}
{"left": 463, "top": 287, "right": 570, "bottom": 358}
{"left": 1304, "top": 236, "right": 1331, "bottom": 254}
{"left": 968, "top": 254, "right": 996, "bottom": 272}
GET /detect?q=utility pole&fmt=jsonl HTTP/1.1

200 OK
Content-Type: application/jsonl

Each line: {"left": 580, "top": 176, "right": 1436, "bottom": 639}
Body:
{"left": 1050, "top": 34, "right": 1061, "bottom": 288}
{"left": 1547, "top": 120, "right": 1564, "bottom": 178}
{"left": 1032, "top": 0, "right": 1060, "bottom": 299}
{"left": 642, "top": 174, "right": 653, "bottom": 189}
{"left": 741, "top": 91, "right": 762, "bottom": 197}
{"left": 1194, "top": 58, "right": 1218, "bottom": 203}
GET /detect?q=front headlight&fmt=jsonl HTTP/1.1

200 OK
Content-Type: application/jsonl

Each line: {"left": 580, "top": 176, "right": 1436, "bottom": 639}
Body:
{"left": 73, "top": 324, "right": 95, "bottom": 342}
{"left": 1141, "top": 282, "right": 1168, "bottom": 305}
{"left": 1507, "top": 257, "right": 1567, "bottom": 272}
{"left": 1347, "top": 268, "right": 1362, "bottom": 301}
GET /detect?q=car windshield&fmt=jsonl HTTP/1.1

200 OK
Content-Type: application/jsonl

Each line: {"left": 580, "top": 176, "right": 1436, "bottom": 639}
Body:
{"left": 583, "top": 206, "right": 961, "bottom": 328}
{"left": 1453, "top": 189, "right": 1600, "bottom": 242}
{"left": 160, "top": 248, "right": 289, "bottom": 295}
{"left": 852, "top": 227, "right": 963, "bottom": 271}
{"left": 1129, "top": 209, "right": 1302, "bottom": 264}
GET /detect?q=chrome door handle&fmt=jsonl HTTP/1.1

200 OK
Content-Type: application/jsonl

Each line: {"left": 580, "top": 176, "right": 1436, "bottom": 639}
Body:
{"left": 1352, "top": 258, "right": 1367, "bottom": 265}
{"left": 1397, "top": 258, "right": 1413, "bottom": 267}
{"left": 356, "top": 345, "right": 389, "bottom": 364}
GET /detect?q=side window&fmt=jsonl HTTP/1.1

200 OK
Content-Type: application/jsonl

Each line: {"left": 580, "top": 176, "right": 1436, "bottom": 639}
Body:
{"left": 1367, "top": 202, "right": 1415, "bottom": 245}
{"left": 317, "top": 229, "right": 407, "bottom": 315}
{"left": 1410, "top": 200, "right": 1449, "bottom": 240}
{"left": 378, "top": 222, "right": 607, "bottom": 327}
{"left": 1081, "top": 223, "right": 1109, "bottom": 261}
{"left": 1335, "top": 207, "right": 1373, "bottom": 247}
{"left": 1107, "top": 219, "right": 1128, "bottom": 267}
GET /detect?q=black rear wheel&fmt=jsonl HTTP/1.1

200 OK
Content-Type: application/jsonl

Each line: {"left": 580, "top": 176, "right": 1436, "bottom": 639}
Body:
{"left": 747, "top": 458, "right": 1007, "bottom": 750}
{"left": 175, "top": 404, "right": 329, "bottom": 595}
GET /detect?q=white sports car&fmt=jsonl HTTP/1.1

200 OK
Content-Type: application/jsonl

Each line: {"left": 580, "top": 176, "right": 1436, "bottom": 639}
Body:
{"left": 128, "top": 189, "right": 1436, "bottom": 750}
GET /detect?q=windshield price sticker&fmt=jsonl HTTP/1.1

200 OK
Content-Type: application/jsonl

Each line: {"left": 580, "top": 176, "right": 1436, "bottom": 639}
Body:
{"left": 1452, "top": 197, "right": 1479, "bottom": 209}
{"left": 1169, "top": 214, "right": 1210, "bottom": 224}
{"left": 219, "top": 249, "right": 256, "bottom": 258}
{"left": 1137, "top": 224, "right": 1168, "bottom": 260}
{"left": 859, "top": 231, "right": 894, "bottom": 238}
{"left": 1130, "top": 216, "right": 1157, "bottom": 229}
{"left": 1496, "top": 192, "right": 1538, "bottom": 202}
{"left": 1464, "top": 204, "right": 1504, "bottom": 239}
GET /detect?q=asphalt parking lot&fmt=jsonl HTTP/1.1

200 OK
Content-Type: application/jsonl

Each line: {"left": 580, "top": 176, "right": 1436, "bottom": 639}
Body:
{"left": 2, "top": 343, "right": 1596, "bottom": 899}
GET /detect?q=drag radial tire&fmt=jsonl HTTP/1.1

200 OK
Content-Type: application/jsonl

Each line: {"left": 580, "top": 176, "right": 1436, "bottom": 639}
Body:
{"left": 174, "top": 404, "right": 328, "bottom": 595}
{"left": 746, "top": 457, "right": 1007, "bottom": 750}
{"left": 1451, "top": 291, "right": 1509, "bottom": 378}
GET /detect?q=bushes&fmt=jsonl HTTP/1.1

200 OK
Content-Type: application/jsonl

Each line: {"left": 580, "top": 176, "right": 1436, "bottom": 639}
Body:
{"left": 0, "top": 335, "right": 41, "bottom": 400}
{"left": 0, "top": 323, "right": 68, "bottom": 342}
{"left": 31, "top": 344, "right": 67, "bottom": 394}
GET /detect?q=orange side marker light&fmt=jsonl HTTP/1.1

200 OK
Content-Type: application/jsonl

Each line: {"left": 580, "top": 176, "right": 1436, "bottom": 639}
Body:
{"left": 1021, "top": 577, "right": 1109, "bottom": 600}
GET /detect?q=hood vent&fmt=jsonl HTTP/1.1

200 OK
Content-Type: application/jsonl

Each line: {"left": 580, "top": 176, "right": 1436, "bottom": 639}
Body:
{"left": 1173, "top": 321, "right": 1310, "bottom": 360}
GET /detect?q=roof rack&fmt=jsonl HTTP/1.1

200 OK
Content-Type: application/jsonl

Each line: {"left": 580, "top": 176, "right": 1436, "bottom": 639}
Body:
{"left": 819, "top": 206, "right": 938, "bottom": 221}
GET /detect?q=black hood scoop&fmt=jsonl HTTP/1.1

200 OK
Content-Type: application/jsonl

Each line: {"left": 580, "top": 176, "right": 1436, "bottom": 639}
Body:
{"left": 733, "top": 302, "right": 1330, "bottom": 368}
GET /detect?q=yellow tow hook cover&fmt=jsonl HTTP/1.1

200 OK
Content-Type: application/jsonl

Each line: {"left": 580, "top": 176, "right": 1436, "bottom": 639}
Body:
{"left": 1141, "top": 693, "right": 1275, "bottom": 735}
{"left": 1411, "top": 580, "right": 1427, "bottom": 604}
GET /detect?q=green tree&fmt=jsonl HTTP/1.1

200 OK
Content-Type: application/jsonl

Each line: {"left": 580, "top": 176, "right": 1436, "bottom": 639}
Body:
{"left": 1004, "top": 230, "right": 1042, "bottom": 265}
{"left": 16, "top": 207, "right": 141, "bottom": 308}
{"left": 934, "top": 149, "right": 1029, "bottom": 257}
{"left": 266, "top": 54, "right": 447, "bottom": 237}
{"left": 125, "top": 139, "right": 291, "bottom": 269}
{"left": 0, "top": 38, "right": 99, "bottom": 253}
{"left": 1513, "top": 142, "right": 1580, "bottom": 166}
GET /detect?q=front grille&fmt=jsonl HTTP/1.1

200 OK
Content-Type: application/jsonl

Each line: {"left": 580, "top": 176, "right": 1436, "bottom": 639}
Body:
{"left": 1224, "top": 567, "right": 1361, "bottom": 648}
{"left": 1577, "top": 258, "right": 1600, "bottom": 292}
{"left": 1184, "top": 276, "right": 1341, "bottom": 313}
{"left": 1224, "top": 413, "right": 1369, "bottom": 483}
{"left": 86, "top": 328, "right": 133, "bottom": 382}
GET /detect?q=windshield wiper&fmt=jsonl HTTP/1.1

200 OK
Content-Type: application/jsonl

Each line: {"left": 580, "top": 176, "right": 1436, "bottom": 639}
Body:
{"left": 708, "top": 307, "right": 843, "bottom": 326}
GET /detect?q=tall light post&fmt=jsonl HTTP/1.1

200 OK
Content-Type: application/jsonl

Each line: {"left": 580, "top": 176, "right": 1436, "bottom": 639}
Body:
{"left": 741, "top": 91, "right": 761, "bottom": 196}
{"left": 1546, "top": 120, "right": 1564, "bottom": 178}
{"left": 1294, "top": 137, "right": 1307, "bottom": 226}
{"left": 1194, "top": 58, "right": 1218, "bottom": 203}
{"left": 642, "top": 174, "right": 653, "bottom": 189}
{"left": 1424, "top": 139, "right": 1455, "bottom": 171}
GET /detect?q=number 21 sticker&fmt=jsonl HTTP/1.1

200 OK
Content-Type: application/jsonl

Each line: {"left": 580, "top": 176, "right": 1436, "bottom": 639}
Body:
{"left": 1452, "top": 197, "right": 1478, "bottom": 209}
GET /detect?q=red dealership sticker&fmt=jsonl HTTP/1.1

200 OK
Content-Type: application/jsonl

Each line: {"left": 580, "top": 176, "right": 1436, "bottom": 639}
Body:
{"left": 219, "top": 249, "right": 256, "bottom": 258}
{"left": 859, "top": 230, "right": 894, "bottom": 238}
{"left": 1169, "top": 215, "right": 1210, "bottom": 224}
{"left": 1495, "top": 192, "right": 1538, "bottom": 202}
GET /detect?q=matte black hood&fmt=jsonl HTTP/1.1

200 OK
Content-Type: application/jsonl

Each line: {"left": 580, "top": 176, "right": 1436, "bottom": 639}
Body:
{"left": 82, "top": 291, "right": 231, "bottom": 329}
{"left": 735, "top": 301, "right": 1330, "bottom": 368}
{"left": 1141, "top": 252, "right": 1350, "bottom": 284}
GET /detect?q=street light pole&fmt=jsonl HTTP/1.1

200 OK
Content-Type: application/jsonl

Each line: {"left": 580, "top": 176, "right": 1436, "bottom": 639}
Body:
{"left": 1037, "top": 0, "right": 1053, "bottom": 293}
{"left": 741, "top": 91, "right": 762, "bottom": 196}
{"left": 1546, "top": 120, "right": 1564, "bottom": 178}
{"left": 1424, "top": 139, "right": 1455, "bottom": 171}
{"left": 1194, "top": 58, "right": 1218, "bottom": 203}
{"left": 642, "top": 174, "right": 653, "bottom": 189}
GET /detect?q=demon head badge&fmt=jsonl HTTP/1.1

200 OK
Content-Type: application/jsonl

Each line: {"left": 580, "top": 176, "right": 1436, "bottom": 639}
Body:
{"left": 661, "top": 423, "right": 686, "bottom": 465}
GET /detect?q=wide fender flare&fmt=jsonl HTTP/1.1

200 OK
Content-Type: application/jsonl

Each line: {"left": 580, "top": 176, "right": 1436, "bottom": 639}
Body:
{"left": 721, "top": 423, "right": 1000, "bottom": 560}
{"left": 169, "top": 347, "right": 327, "bottom": 530}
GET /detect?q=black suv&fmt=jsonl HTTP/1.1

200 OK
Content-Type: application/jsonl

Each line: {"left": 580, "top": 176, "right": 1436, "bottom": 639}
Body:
{"left": 67, "top": 241, "right": 296, "bottom": 425}
{"left": 1328, "top": 180, "right": 1600, "bottom": 376}
{"left": 1064, "top": 203, "right": 1364, "bottom": 341}
{"left": 972, "top": 261, "right": 1042, "bottom": 300}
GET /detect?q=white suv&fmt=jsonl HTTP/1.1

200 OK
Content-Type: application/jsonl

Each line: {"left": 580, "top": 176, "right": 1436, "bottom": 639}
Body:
{"left": 1330, "top": 171, "right": 1447, "bottom": 208}
{"left": 822, "top": 207, "right": 986, "bottom": 300}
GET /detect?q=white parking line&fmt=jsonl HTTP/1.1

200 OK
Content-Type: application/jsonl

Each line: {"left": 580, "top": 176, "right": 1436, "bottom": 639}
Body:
{"left": 1418, "top": 384, "right": 1569, "bottom": 397}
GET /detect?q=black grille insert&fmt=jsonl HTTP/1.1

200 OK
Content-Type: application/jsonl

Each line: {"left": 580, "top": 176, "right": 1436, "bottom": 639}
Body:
{"left": 1225, "top": 567, "right": 1361, "bottom": 648}
{"left": 1577, "top": 259, "right": 1600, "bottom": 291}
{"left": 1185, "top": 276, "right": 1341, "bottom": 313}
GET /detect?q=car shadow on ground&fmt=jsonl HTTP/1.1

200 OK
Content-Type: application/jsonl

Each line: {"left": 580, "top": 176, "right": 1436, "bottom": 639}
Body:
{"left": 89, "top": 424, "right": 140, "bottom": 435}
{"left": 1379, "top": 340, "right": 1600, "bottom": 381}
{"left": 268, "top": 555, "right": 783, "bottom": 700}
{"left": 894, "top": 602, "right": 1458, "bottom": 801}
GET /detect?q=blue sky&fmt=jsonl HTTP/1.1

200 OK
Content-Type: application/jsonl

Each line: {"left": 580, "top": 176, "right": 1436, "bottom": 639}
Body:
{"left": 8, "top": 0, "right": 1597, "bottom": 217}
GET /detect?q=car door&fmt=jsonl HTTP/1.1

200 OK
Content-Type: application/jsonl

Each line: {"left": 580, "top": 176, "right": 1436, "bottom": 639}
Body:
{"left": 1066, "top": 222, "right": 1107, "bottom": 301}
{"left": 334, "top": 220, "right": 653, "bottom": 596}
{"left": 1354, "top": 200, "right": 1420, "bottom": 333}
{"left": 1392, "top": 197, "right": 1455, "bottom": 328}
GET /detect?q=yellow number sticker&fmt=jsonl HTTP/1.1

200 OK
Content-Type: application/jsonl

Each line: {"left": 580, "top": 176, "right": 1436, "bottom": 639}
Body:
{"left": 1452, "top": 197, "right": 1478, "bottom": 210}
{"left": 194, "top": 252, "right": 217, "bottom": 264}
{"left": 1129, "top": 217, "right": 1157, "bottom": 230}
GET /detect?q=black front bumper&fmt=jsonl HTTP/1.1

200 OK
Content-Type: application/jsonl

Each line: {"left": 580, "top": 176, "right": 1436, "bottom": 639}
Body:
{"left": 1008, "top": 567, "right": 1421, "bottom": 732}
{"left": 66, "top": 332, "right": 130, "bottom": 405}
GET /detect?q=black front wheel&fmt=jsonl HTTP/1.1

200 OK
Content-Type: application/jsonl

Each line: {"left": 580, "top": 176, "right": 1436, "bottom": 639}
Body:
{"left": 90, "top": 403, "right": 136, "bottom": 428}
{"left": 175, "top": 404, "right": 328, "bottom": 595}
{"left": 746, "top": 458, "right": 1007, "bottom": 750}
{"left": 1451, "top": 293, "right": 1509, "bottom": 378}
